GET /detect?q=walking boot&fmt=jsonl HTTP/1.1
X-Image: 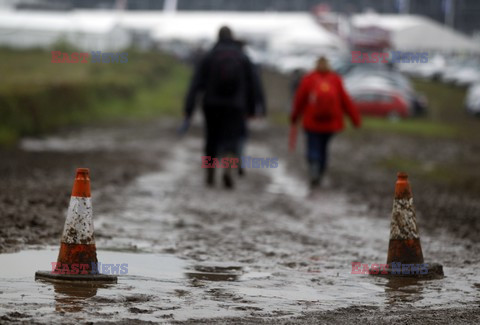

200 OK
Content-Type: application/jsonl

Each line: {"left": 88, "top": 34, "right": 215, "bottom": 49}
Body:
{"left": 238, "top": 166, "right": 245, "bottom": 177}
{"left": 308, "top": 161, "right": 321, "bottom": 189}
{"left": 223, "top": 166, "right": 234, "bottom": 189}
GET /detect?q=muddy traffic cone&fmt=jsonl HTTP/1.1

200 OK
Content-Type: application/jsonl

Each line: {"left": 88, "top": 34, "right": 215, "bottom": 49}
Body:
{"left": 35, "top": 168, "right": 117, "bottom": 283}
{"left": 371, "top": 172, "right": 443, "bottom": 278}
{"left": 387, "top": 172, "right": 424, "bottom": 265}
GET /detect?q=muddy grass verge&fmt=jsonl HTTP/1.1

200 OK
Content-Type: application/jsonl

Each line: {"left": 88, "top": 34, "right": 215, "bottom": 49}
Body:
{"left": 0, "top": 124, "right": 166, "bottom": 253}
{"left": 252, "top": 124, "right": 480, "bottom": 247}
{"left": 330, "top": 131, "right": 480, "bottom": 245}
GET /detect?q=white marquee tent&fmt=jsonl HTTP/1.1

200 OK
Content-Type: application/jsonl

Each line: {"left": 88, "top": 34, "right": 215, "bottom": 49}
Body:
{"left": 0, "top": 10, "right": 346, "bottom": 56}
{"left": 0, "top": 10, "right": 131, "bottom": 51}
{"left": 351, "top": 13, "right": 480, "bottom": 54}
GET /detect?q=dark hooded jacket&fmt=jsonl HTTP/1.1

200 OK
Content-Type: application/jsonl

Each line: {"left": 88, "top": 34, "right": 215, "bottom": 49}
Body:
{"left": 184, "top": 39, "right": 264, "bottom": 119}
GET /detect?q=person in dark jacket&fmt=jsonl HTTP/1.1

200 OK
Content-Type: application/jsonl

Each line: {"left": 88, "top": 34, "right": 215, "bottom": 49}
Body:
{"left": 290, "top": 56, "right": 361, "bottom": 189}
{"left": 183, "top": 26, "right": 264, "bottom": 188}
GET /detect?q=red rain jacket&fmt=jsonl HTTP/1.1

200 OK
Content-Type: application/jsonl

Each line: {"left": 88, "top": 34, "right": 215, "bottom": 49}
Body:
{"left": 290, "top": 70, "right": 361, "bottom": 133}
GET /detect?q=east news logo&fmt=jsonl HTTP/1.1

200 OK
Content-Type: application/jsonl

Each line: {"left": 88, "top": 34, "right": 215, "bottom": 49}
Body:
{"left": 51, "top": 262, "right": 128, "bottom": 275}
{"left": 351, "top": 51, "right": 429, "bottom": 64}
{"left": 351, "top": 262, "right": 429, "bottom": 275}
{"left": 51, "top": 51, "right": 128, "bottom": 63}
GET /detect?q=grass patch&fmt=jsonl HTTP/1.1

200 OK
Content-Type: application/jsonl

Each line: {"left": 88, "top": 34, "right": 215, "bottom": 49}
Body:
{"left": 411, "top": 78, "right": 467, "bottom": 122}
{"left": 379, "top": 157, "right": 453, "bottom": 182}
{"left": 379, "top": 156, "right": 480, "bottom": 194}
{"left": 88, "top": 62, "right": 190, "bottom": 120}
{"left": 411, "top": 78, "right": 479, "bottom": 137}
{"left": 346, "top": 78, "right": 477, "bottom": 138}
{"left": 361, "top": 118, "right": 459, "bottom": 138}
{"left": 0, "top": 47, "right": 191, "bottom": 146}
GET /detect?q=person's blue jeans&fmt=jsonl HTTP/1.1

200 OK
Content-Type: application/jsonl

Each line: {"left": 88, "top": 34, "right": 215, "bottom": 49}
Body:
{"left": 305, "top": 131, "right": 334, "bottom": 182}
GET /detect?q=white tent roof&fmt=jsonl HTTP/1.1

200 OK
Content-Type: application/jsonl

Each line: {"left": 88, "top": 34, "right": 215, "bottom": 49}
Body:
{"left": 74, "top": 10, "right": 165, "bottom": 31}
{"left": 352, "top": 13, "right": 421, "bottom": 31}
{"left": 150, "top": 12, "right": 346, "bottom": 52}
{"left": 393, "top": 20, "right": 480, "bottom": 53}
{"left": 0, "top": 10, "right": 123, "bottom": 34}
{"left": 0, "top": 10, "right": 72, "bottom": 31}
{"left": 267, "top": 15, "right": 345, "bottom": 52}
{"left": 351, "top": 13, "right": 480, "bottom": 53}
{"left": 0, "top": 10, "right": 345, "bottom": 54}
{"left": 0, "top": 10, "right": 131, "bottom": 50}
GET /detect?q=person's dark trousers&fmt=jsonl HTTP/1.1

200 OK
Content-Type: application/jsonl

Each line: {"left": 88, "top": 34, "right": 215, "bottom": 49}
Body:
{"left": 203, "top": 108, "right": 245, "bottom": 188}
{"left": 204, "top": 113, "right": 221, "bottom": 157}
{"left": 305, "top": 131, "right": 334, "bottom": 186}
{"left": 204, "top": 110, "right": 222, "bottom": 186}
{"left": 236, "top": 135, "right": 247, "bottom": 176}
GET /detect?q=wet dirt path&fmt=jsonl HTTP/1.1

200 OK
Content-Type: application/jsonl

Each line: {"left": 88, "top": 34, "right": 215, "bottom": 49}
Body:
{"left": 0, "top": 121, "right": 479, "bottom": 323}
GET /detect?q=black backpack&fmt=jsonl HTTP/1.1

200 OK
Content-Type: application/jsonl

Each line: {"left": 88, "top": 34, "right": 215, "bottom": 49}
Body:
{"left": 209, "top": 47, "right": 243, "bottom": 97}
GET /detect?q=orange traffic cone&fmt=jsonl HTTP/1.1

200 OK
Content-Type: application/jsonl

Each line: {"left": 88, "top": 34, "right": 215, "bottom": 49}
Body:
{"left": 387, "top": 172, "right": 424, "bottom": 264}
{"left": 371, "top": 172, "right": 443, "bottom": 278}
{"left": 36, "top": 168, "right": 117, "bottom": 283}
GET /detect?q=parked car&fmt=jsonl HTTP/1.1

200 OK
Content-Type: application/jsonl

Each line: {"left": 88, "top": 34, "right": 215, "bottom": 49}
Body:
{"left": 345, "top": 70, "right": 413, "bottom": 94}
{"left": 440, "top": 60, "right": 480, "bottom": 85}
{"left": 345, "top": 73, "right": 427, "bottom": 116}
{"left": 465, "top": 83, "right": 480, "bottom": 116}
{"left": 333, "top": 55, "right": 427, "bottom": 117}
{"left": 440, "top": 61, "right": 463, "bottom": 84}
{"left": 452, "top": 63, "right": 480, "bottom": 87}
{"left": 398, "top": 54, "right": 446, "bottom": 80}
{"left": 350, "top": 88, "right": 411, "bottom": 119}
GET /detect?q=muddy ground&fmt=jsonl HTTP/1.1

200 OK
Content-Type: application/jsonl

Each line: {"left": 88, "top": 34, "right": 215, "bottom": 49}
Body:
{"left": 0, "top": 112, "right": 479, "bottom": 323}
{"left": 2, "top": 121, "right": 479, "bottom": 251}
{"left": 1, "top": 66, "right": 480, "bottom": 324}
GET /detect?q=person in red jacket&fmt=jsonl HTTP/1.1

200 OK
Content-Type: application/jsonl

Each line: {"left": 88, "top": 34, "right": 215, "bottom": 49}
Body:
{"left": 290, "top": 56, "right": 361, "bottom": 188}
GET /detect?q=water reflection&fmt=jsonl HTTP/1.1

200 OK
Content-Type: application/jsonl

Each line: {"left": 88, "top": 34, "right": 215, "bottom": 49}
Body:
{"left": 51, "top": 282, "right": 112, "bottom": 312}
{"left": 384, "top": 277, "right": 425, "bottom": 305}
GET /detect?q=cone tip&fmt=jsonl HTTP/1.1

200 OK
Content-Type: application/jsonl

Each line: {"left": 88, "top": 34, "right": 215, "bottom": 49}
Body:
{"left": 72, "top": 168, "right": 91, "bottom": 197}
{"left": 397, "top": 171, "right": 408, "bottom": 180}
{"left": 76, "top": 168, "right": 90, "bottom": 176}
